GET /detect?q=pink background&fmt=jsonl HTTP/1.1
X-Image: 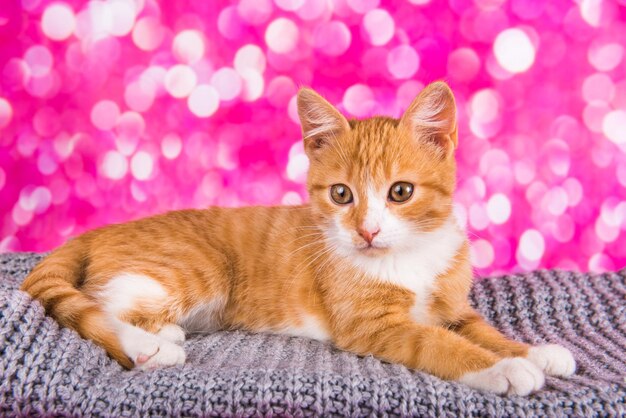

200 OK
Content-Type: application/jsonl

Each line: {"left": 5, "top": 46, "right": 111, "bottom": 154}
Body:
{"left": 1, "top": 0, "right": 625, "bottom": 276}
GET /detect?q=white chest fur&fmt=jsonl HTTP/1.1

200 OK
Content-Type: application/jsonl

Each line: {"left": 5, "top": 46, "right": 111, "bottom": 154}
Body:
{"left": 348, "top": 217, "right": 465, "bottom": 324}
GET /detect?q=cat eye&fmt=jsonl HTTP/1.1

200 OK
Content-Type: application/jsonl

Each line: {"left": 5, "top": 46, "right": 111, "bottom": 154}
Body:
{"left": 388, "top": 182, "right": 414, "bottom": 203}
{"left": 330, "top": 184, "right": 353, "bottom": 205}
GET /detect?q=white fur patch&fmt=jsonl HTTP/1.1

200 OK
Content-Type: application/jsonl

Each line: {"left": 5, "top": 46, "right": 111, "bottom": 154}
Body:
{"left": 178, "top": 297, "right": 226, "bottom": 333}
{"left": 115, "top": 319, "right": 159, "bottom": 360}
{"left": 336, "top": 216, "right": 464, "bottom": 324}
{"left": 527, "top": 344, "right": 576, "bottom": 377}
{"left": 459, "top": 358, "right": 545, "bottom": 396}
{"left": 277, "top": 313, "right": 330, "bottom": 341}
{"left": 98, "top": 273, "right": 168, "bottom": 317}
{"left": 158, "top": 324, "right": 186, "bottom": 344}
{"left": 114, "top": 319, "right": 186, "bottom": 370}
{"left": 362, "top": 186, "right": 386, "bottom": 232}
{"left": 138, "top": 341, "right": 186, "bottom": 370}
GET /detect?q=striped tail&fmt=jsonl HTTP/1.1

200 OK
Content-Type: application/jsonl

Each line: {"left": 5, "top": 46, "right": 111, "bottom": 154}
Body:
{"left": 20, "top": 238, "right": 133, "bottom": 369}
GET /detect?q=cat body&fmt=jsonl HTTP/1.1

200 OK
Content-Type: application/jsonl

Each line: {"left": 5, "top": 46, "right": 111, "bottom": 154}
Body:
{"left": 21, "top": 82, "right": 575, "bottom": 395}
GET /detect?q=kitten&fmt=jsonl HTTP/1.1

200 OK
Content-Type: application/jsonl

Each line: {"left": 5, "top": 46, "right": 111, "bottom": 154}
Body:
{"left": 21, "top": 82, "right": 575, "bottom": 395}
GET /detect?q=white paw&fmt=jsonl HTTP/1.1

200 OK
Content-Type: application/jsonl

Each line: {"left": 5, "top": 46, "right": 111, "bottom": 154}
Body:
{"left": 135, "top": 339, "right": 186, "bottom": 371}
{"left": 115, "top": 320, "right": 186, "bottom": 370}
{"left": 527, "top": 344, "right": 576, "bottom": 377}
{"left": 459, "top": 358, "right": 545, "bottom": 396}
{"left": 157, "top": 324, "right": 186, "bottom": 344}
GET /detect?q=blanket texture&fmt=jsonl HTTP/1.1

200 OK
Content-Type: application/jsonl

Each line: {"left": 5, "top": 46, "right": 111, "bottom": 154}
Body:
{"left": 0, "top": 252, "right": 624, "bottom": 417}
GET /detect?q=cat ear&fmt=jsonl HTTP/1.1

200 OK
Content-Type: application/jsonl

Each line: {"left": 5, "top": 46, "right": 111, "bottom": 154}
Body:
{"left": 400, "top": 81, "right": 458, "bottom": 156}
{"left": 297, "top": 88, "right": 350, "bottom": 157}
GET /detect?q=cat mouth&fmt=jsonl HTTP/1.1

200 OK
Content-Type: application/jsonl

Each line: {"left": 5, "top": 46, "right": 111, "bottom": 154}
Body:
{"left": 357, "top": 243, "right": 390, "bottom": 254}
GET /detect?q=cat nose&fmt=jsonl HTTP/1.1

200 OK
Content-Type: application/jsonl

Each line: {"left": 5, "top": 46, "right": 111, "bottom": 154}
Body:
{"left": 358, "top": 227, "right": 380, "bottom": 244}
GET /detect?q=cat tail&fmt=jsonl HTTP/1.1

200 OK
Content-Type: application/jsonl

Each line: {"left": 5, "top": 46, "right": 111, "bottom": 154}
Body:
{"left": 20, "top": 237, "right": 134, "bottom": 369}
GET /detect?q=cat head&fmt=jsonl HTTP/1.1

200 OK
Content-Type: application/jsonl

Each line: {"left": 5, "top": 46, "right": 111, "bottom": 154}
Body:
{"left": 297, "top": 81, "right": 459, "bottom": 257}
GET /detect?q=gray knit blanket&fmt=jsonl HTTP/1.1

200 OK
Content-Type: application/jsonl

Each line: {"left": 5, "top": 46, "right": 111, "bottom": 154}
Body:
{"left": 1, "top": 253, "right": 624, "bottom": 417}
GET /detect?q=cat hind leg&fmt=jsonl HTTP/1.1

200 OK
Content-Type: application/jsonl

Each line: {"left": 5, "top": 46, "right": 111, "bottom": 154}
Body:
{"left": 94, "top": 273, "right": 187, "bottom": 369}
{"left": 157, "top": 323, "right": 186, "bottom": 344}
{"left": 115, "top": 319, "right": 186, "bottom": 370}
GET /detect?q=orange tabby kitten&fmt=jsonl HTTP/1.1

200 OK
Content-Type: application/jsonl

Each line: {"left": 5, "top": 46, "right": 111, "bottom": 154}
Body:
{"left": 21, "top": 82, "right": 575, "bottom": 395}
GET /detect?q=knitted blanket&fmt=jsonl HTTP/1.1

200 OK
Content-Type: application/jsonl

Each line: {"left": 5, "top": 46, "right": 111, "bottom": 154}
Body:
{"left": 0, "top": 253, "right": 624, "bottom": 417}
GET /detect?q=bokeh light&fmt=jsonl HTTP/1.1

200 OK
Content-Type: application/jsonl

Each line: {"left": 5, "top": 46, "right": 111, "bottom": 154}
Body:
{"left": 0, "top": 0, "right": 625, "bottom": 276}
{"left": 493, "top": 28, "right": 536, "bottom": 73}
{"left": 363, "top": 9, "right": 394, "bottom": 46}
{"left": 387, "top": 45, "right": 420, "bottom": 79}
{"left": 172, "top": 30, "right": 205, "bottom": 64}
{"left": 0, "top": 99, "right": 13, "bottom": 129}
{"left": 265, "top": 18, "right": 299, "bottom": 54}
{"left": 343, "top": 84, "right": 375, "bottom": 117}
{"left": 313, "top": 21, "right": 351, "bottom": 56}
{"left": 41, "top": 3, "right": 76, "bottom": 41}
{"left": 211, "top": 68, "right": 243, "bottom": 101}
{"left": 132, "top": 17, "right": 164, "bottom": 51}
{"left": 188, "top": 85, "right": 220, "bottom": 117}
{"left": 164, "top": 65, "right": 197, "bottom": 98}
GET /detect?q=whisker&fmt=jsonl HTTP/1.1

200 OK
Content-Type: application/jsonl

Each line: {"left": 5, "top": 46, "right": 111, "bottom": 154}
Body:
{"left": 284, "top": 232, "right": 325, "bottom": 246}
{"left": 285, "top": 238, "right": 326, "bottom": 258}
{"left": 284, "top": 241, "right": 336, "bottom": 292}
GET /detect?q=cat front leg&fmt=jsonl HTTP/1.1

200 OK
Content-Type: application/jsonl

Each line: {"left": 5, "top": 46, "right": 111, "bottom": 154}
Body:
{"left": 526, "top": 344, "right": 576, "bottom": 377}
{"left": 450, "top": 309, "right": 576, "bottom": 377}
{"left": 333, "top": 320, "right": 545, "bottom": 395}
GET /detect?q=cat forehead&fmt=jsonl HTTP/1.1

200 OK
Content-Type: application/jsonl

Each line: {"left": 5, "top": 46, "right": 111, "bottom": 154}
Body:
{"left": 344, "top": 118, "right": 406, "bottom": 160}
{"left": 309, "top": 117, "right": 434, "bottom": 187}
{"left": 342, "top": 118, "right": 417, "bottom": 181}
{"left": 348, "top": 116, "right": 399, "bottom": 133}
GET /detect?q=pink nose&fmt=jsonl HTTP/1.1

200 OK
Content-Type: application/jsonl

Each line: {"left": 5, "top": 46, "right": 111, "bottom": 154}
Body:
{"left": 358, "top": 227, "right": 380, "bottom": 244}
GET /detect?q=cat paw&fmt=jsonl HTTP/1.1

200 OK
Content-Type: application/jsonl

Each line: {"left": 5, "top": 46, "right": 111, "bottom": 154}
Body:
{"left": 157, "top": 324, "right": 186, "bottom": 344}
{"left": 459, "top": 358, "right": 545, "bottom": 396}
{"left": 134, "top": 339, "right": 186, "bottom": 370}
{"left": 527, "top": 344, "right": 576, "bottom": 377}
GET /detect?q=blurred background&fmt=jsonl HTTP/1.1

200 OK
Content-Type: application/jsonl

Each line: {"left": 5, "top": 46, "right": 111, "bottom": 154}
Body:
{"left": 0, "top": 0, "right": 625, "bottom": 276}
